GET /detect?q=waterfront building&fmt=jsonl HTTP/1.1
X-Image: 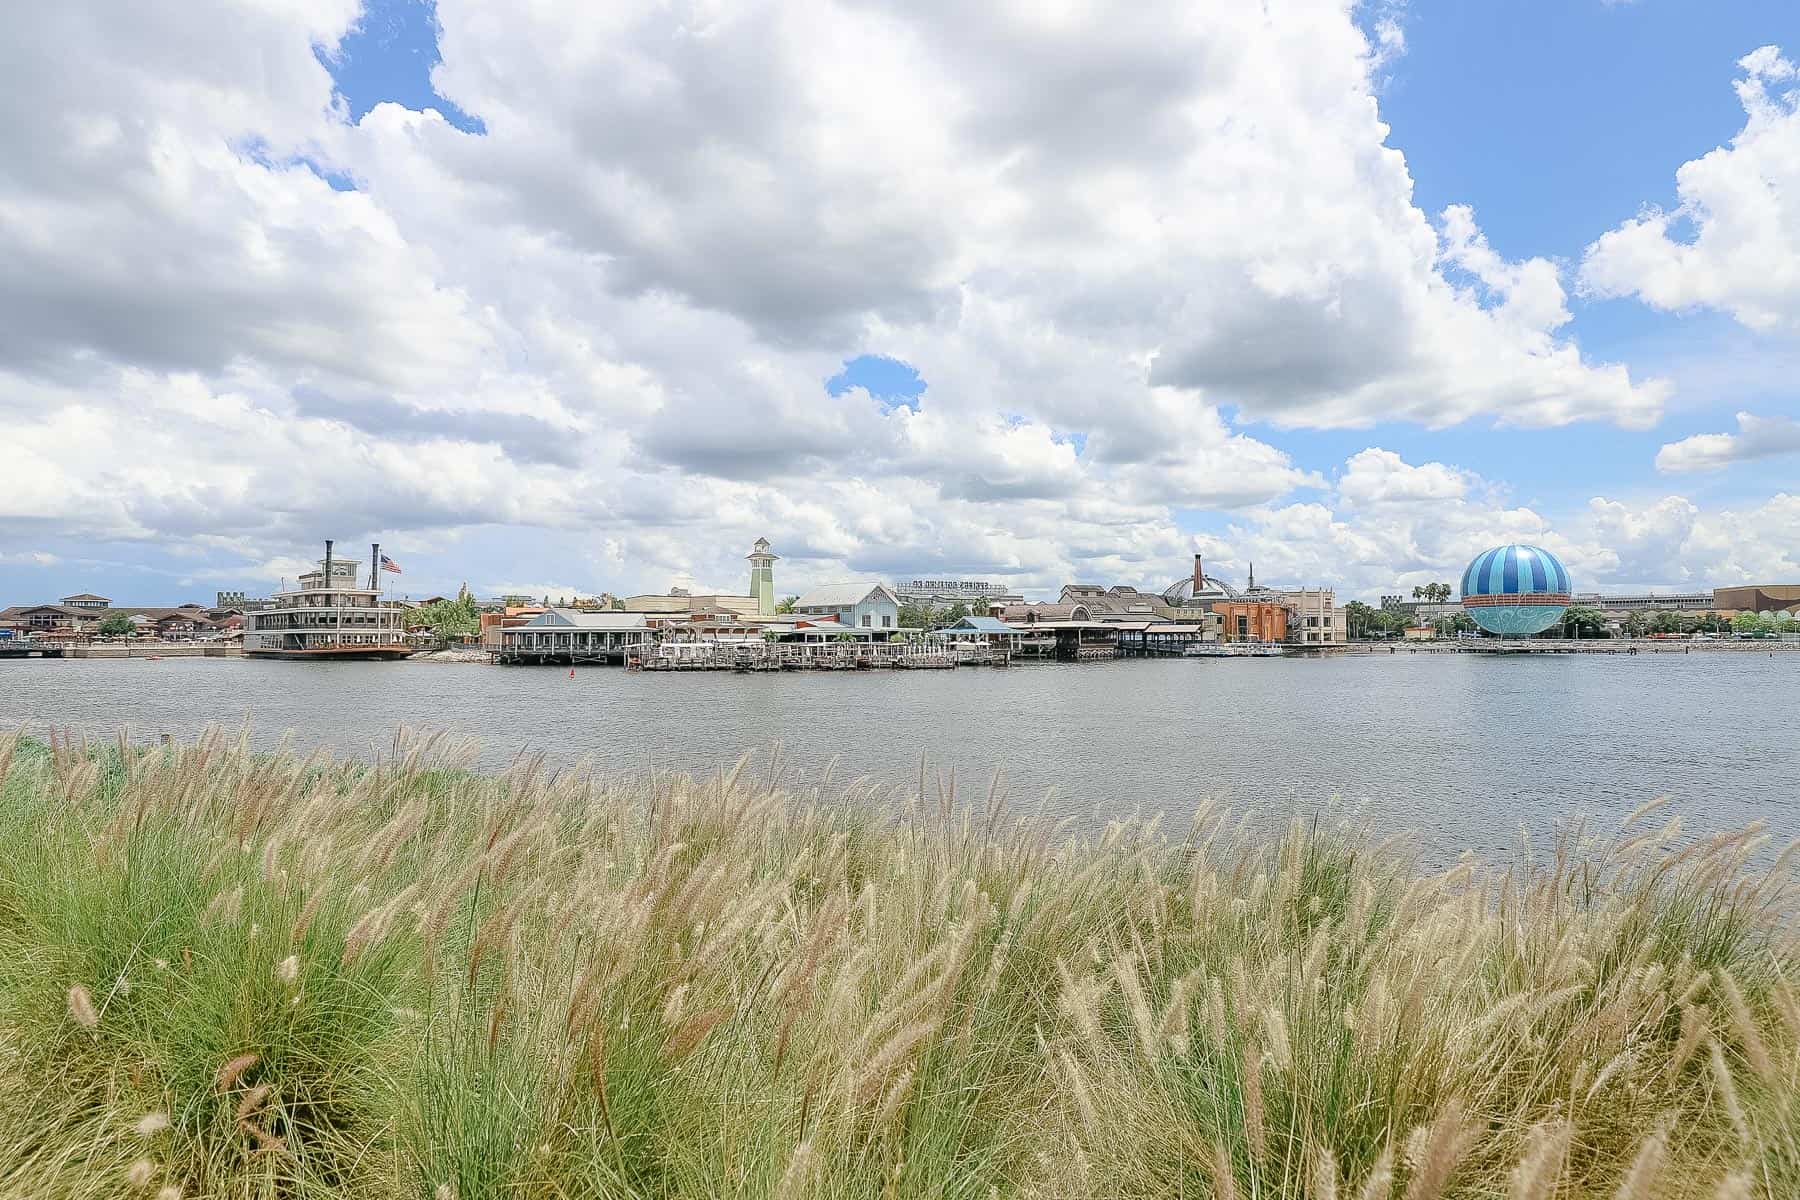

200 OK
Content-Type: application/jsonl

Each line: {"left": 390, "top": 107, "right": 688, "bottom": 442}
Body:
{"left": 894, "top": 579, "right": 1025, "bottom": 608}
{"left": 1211, "top": 600, "right": 1289, "bottom": 643}
{"left": 242, "top": 541, "right": 413, "bottom": 660}
{"left": 1112, "top": 622, "right": 1214, "bottom": 655}
{"left": 59, "top": 593, "right": 111, "bottom": 609}
{"left": 1269, "top": 589, "right": 1347, "bottom": 645}
{"left": 495, "top": 609, "right": 652, "bottom": 664}
{"left": 1, "top": 601, "right": 230, "bottom": 641}
{"left": 478, "top": 604, "right": 546, "bottom": 649}
{"left": 792, "top": 582, "right": 901, "bottom": 631}
{"left": 0, "top": 604, "right": 99, "bottom": 635}
{"left": 1059, "top": 584, "right": 1170, "bottom": 622}
{"left": 747, "top": 538, "right": 778, "bottom": 616}
{"left": 995, "top": 601, "right": 1091, "bottom": 623}
{"left": 937, "top": 615, "right": 1027, "bottom": 652}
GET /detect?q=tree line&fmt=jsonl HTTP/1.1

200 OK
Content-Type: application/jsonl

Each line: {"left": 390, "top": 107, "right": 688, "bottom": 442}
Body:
{"left": 1343, "top": 594, "right": 1798, "bottom": 640}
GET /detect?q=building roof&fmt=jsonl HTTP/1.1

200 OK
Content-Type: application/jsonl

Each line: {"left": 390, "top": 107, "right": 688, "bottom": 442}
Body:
{"left": 1160, "top": 574, "right": 1243, "bottom": 604}
{"left": 943, "top": 616, "right": 1017, "bottom": 634}
{"left": 621, "top": 592, "right": 761, "bottom": 615}
{"left": 112, "top": 607, "right": 221, "bottom": 623}
{"left": 997, "top": 602, "right": 1091, "bottom": 622}
{"left": 793, "top": 582, "right": 898, "bottom": 609}
{"left": 60, "top": 593, "right": 111, "bottom": 602}
{"left": 0, "top": 604, "right": 90, "bottom": 619}
{"left": 522, "top": 609, "right": 650, "bottom": 630}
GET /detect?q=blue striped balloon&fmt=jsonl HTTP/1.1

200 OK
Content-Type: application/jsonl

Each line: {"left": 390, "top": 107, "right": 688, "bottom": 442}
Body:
{"left": 1459, "top": 544, "right": 1571, "bottom": 636}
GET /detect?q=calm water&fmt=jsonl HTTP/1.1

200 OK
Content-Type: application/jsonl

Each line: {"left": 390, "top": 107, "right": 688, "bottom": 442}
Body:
{"left": 2, "top": 653, "right": 1795, "bottom": 857}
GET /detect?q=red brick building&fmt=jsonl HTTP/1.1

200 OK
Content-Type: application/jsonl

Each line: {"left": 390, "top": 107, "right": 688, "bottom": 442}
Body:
{"left": 1211, "top": 600, "right": 1289, "bottom": 643}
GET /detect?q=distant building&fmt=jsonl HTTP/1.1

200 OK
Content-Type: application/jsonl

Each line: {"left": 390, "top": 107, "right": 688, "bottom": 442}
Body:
{"left": 894, "top": 579, "right": 1024, "bottom": 607}
{"left": 747, "top": 538, "right": 778, "bottom": 616}
{"left": 792, "top": 583, "right": 901, "bottom": 631}
{"left": 1058, "top": 584, "right": 1169, "bottom": 622}
{"left": 995, "top": 601, "right": 1091, "bottom": 623}
{"left": 1711, "top": 585, "right": 1800, "bottom": 614}
{"left": 938, "top": 615, "right": 1027, "bottom": 650}
{"left": 214, "top": 590, "right": 272, "bottom": 611}
{"left": 496, "top": 609, "right": 653, "bottom": 664}
{"left": 1211, "top": 600, "right": 1289, "bottom": 643}
{"left": 1158, "top": 555, "right": 1241, "bottom": 606}
{"left": 479, "top": 605, "right": 546, "bottom": 647}
{"left": 1576, "top": 590, "right": 1715, "bottom": 612}
{"left": 621, "top": 591, "right": 762, "bottom": 617}
{"left": 1269, "top": 589, "right": 1347, "bottom": 645}
{"left": 59, "top": 593, "right": 111, "bottom": 609}
{"left": 0, "top": 604, "right": 96, "bottom": 634}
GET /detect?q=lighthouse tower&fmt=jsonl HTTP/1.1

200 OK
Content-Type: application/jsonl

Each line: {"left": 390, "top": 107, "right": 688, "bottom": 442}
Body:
{"left": 747, "top": 537, "right": 778, "bottom": 616}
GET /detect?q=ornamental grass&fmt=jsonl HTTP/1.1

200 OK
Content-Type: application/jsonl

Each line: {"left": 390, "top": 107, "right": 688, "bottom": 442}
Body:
{"left": 0, "top": 727, "right": 1795, "bottom": 1198}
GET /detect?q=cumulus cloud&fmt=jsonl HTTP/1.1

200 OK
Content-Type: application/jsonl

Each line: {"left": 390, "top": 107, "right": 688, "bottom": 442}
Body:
{"left": 1582, "top": 45, "right": 1800, "bottom": 333}
{"left": 1655, "top": 412, "right": 1800, "bottom": 472}
{"left": 1217, "top": 449, "right": 1797, "bottom": 600}
{"left": 0, "top": 0, "right": 1704, "bottom": 602}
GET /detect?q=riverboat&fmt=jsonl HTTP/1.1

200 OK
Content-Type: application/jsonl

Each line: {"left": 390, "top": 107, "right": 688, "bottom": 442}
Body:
{"left": 242, "top": 541, "right": 416, "bottom": 661}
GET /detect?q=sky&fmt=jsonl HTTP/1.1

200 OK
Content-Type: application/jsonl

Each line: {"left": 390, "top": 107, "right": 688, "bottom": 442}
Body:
{"left": 3, "top": 1, "right": 1799, "bottom": 606}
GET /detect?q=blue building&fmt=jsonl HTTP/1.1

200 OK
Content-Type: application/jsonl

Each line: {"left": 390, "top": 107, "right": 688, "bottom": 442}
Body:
{"left": 791, "top": 582, "right": 901, "bottom": 632}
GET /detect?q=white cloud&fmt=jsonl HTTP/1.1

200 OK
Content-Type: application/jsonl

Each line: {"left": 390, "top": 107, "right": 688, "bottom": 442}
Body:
{"left": 1221, "top": 449, "right": 1798, "bottom": 600}
{"left": 1655, "top": 411, "right": 1800, "bottom": 472}
{"left": 1582, "top": 45, "right": 1800, "bottom": 333}
{"left": 0, "top": 0, "right": 1682, "bottom": 601}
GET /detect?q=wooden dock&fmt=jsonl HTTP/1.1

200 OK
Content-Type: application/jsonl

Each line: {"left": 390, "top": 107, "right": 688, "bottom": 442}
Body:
{"left": 630, "top": 641, "right": 1009, "bottom": 673}
{"left": 0, "top": 641, "right": 242, "bottom": 659}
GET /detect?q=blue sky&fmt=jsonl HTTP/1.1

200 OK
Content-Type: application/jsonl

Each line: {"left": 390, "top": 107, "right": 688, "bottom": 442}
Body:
{"left": 1349, "top": 1, "right": 1799, "bottom": 504}
{"left": 4, "top": 1, "right": 1799, "bottom": 606}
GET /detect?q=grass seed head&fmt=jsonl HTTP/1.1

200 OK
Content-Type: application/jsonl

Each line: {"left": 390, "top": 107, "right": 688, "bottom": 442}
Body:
{"left": 215, "top": 1052, "right": 258, "bottom": 1092}
{"left": 67, "top": 984, "right": 98, "bottom": 1030}
{"left": 234, "top": 1083, "right": 272, "bottom": 1121}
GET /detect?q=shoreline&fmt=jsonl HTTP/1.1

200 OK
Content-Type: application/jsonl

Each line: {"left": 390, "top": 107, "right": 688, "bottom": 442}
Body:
{"left": 4, "top": 634, "right": 1794, "bottom": 668}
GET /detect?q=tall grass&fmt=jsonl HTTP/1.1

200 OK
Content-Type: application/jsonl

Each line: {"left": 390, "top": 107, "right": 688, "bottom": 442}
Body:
{"left": 0, "top": 727, "right": 1794, "bottom": 1198}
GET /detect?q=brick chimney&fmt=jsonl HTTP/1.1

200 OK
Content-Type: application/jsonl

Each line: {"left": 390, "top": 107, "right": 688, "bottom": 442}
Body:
{"left": 1193, "top": 553, "right": 1204, "bottom": 593}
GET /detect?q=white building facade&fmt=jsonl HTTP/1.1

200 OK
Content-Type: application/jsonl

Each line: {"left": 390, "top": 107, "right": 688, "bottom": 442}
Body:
{"left": 1271, "top": 589, "right": 1348, "bottom": 645}
{"left": 792, "top": 583, "right": 902, "bottom": 631}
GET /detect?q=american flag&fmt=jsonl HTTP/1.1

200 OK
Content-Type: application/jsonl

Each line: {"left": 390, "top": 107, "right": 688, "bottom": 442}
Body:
{"left": 379, "top": 554, "right": 403, "bottom": 574}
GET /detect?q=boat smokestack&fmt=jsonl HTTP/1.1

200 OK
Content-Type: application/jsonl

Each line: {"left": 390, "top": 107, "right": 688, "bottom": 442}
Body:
{"left": 370, "top": 543, "right": 380, "bottom": 591}
{"left": 323, "top": 540, "right": 334, "bottom": 593}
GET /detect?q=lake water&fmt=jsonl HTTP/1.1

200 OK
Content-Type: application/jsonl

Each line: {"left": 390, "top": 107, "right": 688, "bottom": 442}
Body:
{"left": 2, "top": 653, "right": 1795, "bottom": 858}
